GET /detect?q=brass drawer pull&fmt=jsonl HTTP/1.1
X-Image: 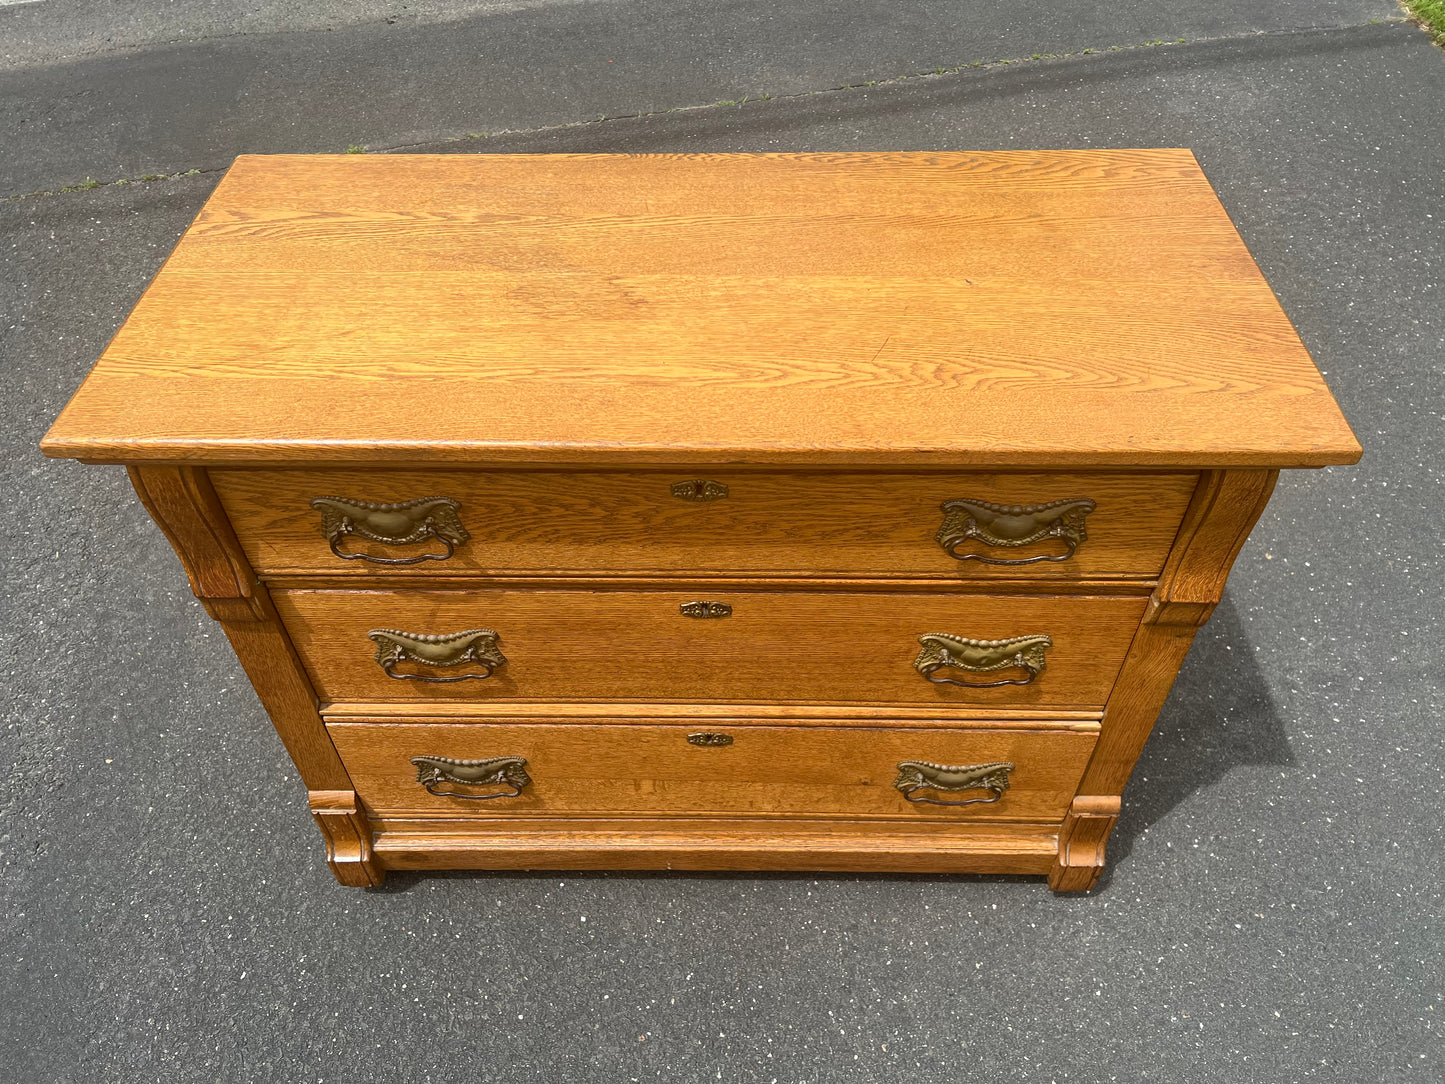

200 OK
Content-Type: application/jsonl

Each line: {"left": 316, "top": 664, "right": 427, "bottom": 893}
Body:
{"left": 368, "top": 628, "right": 506, "bottom": 682}
{"left": 936, "top": 497, "right": 1095, "bottom": 564}
{"left": 311, "top": 495, "right": 469, "bottom": 565}
{"left": 894, "top": 760, "right": 1014, "bottom": 806}
{"left": 410, "top": 755, "right": 530, "bottom": 800}
{"left": 914, "top": 632, "right": 1052, "bottom": 687}
{"left": 680, "top": 601, "right": 732, "bottom": 618}
{"left": 671, "top": 479, "right": 729, "bottom": 502}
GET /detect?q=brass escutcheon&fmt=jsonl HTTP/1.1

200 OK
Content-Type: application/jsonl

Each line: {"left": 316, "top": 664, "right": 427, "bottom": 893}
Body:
{"left": 680, "top": 601, "right": 733, "bottom": 619}
{"left": 671, "top": 479, "right": 729, "bottom": 502}
{"left": 687, "top": 732, "right": 734, "bottom": 747}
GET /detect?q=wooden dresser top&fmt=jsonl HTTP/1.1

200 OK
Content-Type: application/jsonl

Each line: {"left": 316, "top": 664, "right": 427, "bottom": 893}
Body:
{"left": 42, "top": 151, "right": 1360, "bottom": 468}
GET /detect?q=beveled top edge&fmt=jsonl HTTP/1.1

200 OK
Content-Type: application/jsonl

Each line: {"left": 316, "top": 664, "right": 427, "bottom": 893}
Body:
{"left": 40, "top": 150, "right": 1363, "bottom": 469}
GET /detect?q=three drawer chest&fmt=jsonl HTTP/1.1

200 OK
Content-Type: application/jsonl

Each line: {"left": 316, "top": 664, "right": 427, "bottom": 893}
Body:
{"left": 41, "top": 151, "right": 1361, "bottom": 891}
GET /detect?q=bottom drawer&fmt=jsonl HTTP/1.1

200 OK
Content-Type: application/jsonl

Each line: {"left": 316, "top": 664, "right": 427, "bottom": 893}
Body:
{"left": 329, "top": 718, "right": 1098, "bottom": 822}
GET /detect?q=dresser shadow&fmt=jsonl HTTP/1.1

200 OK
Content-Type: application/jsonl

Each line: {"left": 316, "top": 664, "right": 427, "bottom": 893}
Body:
{"left": 1095, "top": 594, "right": 1294, "bottom": 889}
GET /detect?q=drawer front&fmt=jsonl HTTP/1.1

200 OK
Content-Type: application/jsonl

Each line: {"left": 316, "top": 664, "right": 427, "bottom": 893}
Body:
{"left": 214, "top": 468, "right": 1197, "bottom": 579}
{"left": 274, "top": 588, "right": 1146, "bottom": 707}
{"left": 329, "top": 720, "right": 1099, "bottom": 821}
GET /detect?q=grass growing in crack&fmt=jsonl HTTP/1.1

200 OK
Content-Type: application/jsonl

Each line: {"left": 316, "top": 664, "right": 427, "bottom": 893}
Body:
{"left": 345, "top": 144, "right": 366, "bottom": 153}
{"left": 1400, "top": 0, "right": 1445, "bottom": 44}
{"left": 7, "top": 167, "right": 218, "bottom": 202}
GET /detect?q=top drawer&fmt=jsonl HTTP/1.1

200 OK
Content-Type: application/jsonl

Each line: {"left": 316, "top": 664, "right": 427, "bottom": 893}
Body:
{"left": 212, "top": 469, "right": 1197, "bottom": 580}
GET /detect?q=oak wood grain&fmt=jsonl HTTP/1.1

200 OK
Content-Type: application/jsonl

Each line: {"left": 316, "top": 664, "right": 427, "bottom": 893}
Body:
{"left": 330, "top": 719, "right": 1096, "bottom": 821}
{"left": 128, "top": 466, "right": 254, "bottom": 599}
{"left": 1148, "top": 469, "right": 1279, "bottom": 626}
{"left": 273, "top": 587, "right": 1147, "bottom": 707}
{"left": 308, "top": 789, "right": 383, "bottom": 887}
{"left": 1079, "top": 469, "right": 1282, "bottom": 795}
{"left": 40, "top": 152, "right": 1360, "bottom": 468}
{"left": 370, "top": 818, "right": 1059, "bottom": 874}
{"left": 213, "top": 467, "right": 1197, "bottom": 580}
{"left": 1048, "top": 794, "right": 1121, "bottom": 892}
{"left": 127, "top": 467, "right": 354, "bottom": 791}
{"left": 323, "top": 702, "right": 1102, "bottom": 723}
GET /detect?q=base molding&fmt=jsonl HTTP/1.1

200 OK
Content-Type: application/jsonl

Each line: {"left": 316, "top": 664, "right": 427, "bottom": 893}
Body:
{"left": 370, "top": 819, "right": 1060, "bottom": 876}
{"left": 309, "top": 790, "right": 384, "bottom": 887}
{"left": 1048, "top": 795, "right": 1121, "bottom": 893}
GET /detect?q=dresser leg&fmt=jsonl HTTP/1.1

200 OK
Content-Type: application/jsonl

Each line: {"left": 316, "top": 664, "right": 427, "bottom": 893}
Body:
{"left": 309, "top": 790, "right": 385, "bottom": 887}
{"left": 1049, "top": 795, "right": 1121, "bottom": 893}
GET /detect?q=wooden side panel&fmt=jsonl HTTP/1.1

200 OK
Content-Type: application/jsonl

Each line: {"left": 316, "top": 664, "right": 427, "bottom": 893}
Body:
{"left": 273, "top": 588, "right": 1147, "bottom": 708}
{"left": 203, "top": 590, "right": 354, "bottom": 790}
{"left": 128, "top": 466, "right": 354, "bottom": 793}
{"left": 328, "top": 719, "right": 1099, "bottom": 821}
{"left": 1080, "top": 469, "right": 1279, "bottom": 795}
{"left": 212, "top": 468, "right": 1196, "bottom": 579}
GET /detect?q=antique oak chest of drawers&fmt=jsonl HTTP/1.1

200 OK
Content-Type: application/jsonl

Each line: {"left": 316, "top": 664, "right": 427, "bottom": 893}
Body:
{"left": 41, "top": 151, "right": 1360, "bottom": 891}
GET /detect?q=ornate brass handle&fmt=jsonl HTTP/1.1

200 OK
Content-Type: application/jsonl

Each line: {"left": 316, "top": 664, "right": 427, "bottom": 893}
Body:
{"left": 368, "top": 628, "right": 506, "bottom": 682}
{"left": 894, "top": 760, "right": 1014, "bottom": 806}
{"left": 914, "top": 632, "right": 1052, "bottom": 687}
{"left": 311, "top": 495, "right": 469, "bottom": 565}
{"left": 410, "top": 755, "right": 530, "bottom": 800}
{"left": 936, "top": 497, "right": 1095, "bottom": 564}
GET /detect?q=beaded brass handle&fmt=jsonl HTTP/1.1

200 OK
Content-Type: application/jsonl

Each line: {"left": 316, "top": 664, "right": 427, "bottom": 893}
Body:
{"left": 311, "top": 495, "right": 469, "bottom": 565}
{"left": 914, "top": 633, "right": 1052, "bottom": 687}
{"left": 410, "top": 755, "right": 530, "bottom": 800}
{"left": 368, "top": 628, "right": 506, "bottom": 682}
{"left": 936, "top": 497, "right": 1095, "bottom": 564}
{"left": 893, "top": 761, "right": 1014, "bottom": 806}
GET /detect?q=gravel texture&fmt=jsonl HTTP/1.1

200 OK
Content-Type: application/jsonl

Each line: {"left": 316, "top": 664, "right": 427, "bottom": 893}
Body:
{"left": 2, "top": 11, "right": 1442, "bottom": 1084}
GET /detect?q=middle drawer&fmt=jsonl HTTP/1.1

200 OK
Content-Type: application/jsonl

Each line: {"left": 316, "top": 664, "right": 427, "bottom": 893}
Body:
{"left": 274, "top": 587, "right": 1146, "bottom": 707}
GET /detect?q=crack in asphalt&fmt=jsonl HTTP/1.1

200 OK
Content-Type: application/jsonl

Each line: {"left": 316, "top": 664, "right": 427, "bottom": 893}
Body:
{"left": 1, "top": 17, "right": 1412, "bottom": 203}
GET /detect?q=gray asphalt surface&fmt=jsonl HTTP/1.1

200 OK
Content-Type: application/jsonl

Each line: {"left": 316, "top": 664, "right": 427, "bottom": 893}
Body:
{"left": 2, "top": 3, "right": 1443, "bottom": 1083}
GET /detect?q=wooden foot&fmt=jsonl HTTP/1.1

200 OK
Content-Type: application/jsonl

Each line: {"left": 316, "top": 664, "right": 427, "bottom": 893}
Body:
{"left": 1049, "top": 795, "right": 1121, "bottom": 893}
{"left": 310, "top": 790, "right": 384, "bottom": 887}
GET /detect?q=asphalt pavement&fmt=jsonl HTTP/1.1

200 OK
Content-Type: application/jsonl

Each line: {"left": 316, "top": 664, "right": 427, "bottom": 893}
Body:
{"left": 2, "top": 3, "right": 1442, "bottom": 1082}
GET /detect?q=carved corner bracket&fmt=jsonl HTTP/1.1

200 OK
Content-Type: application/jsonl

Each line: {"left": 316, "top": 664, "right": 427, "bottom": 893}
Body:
{"left": 309, "top": 790, "right": 384, "bottom": 887}
{"left": 1048, "top": 795, "right": 1120, "bottom": 892}
{"left": 1147, "top": 470, "right": 1279, "bottom": 628}
{"left": 128, "top": 466, "right": 257, "bottom": 602}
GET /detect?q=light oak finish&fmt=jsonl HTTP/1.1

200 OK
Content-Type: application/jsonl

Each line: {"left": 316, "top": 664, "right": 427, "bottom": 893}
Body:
{"left": 42, "top": 152, "right": 1360, "bottom": 468}
{"left": 1049, "top": 795, "right": 1121, "bottom": 891}
{"left": 328, "top": 718, "right": 1099, "bottom": 820}
{"left": 308, "top": 789, "right": 383, "bottom": 887}
{"left": 40, "top": 153, "right": 1361, "bottom": 891}
{"left": 128, "top": 467, "right": 354, "bottom": 793}
{"left": 273, "top": 587, "right": 1146, "bottom": 707}
{"left": 371, "top": 818, "right": 1062, "bottom": 874}
{"left": 212, "top": 468, "right": 1197, "bottom": 580}
{"left": 322, "top": 701, "right": 1102, "bottom": 723}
